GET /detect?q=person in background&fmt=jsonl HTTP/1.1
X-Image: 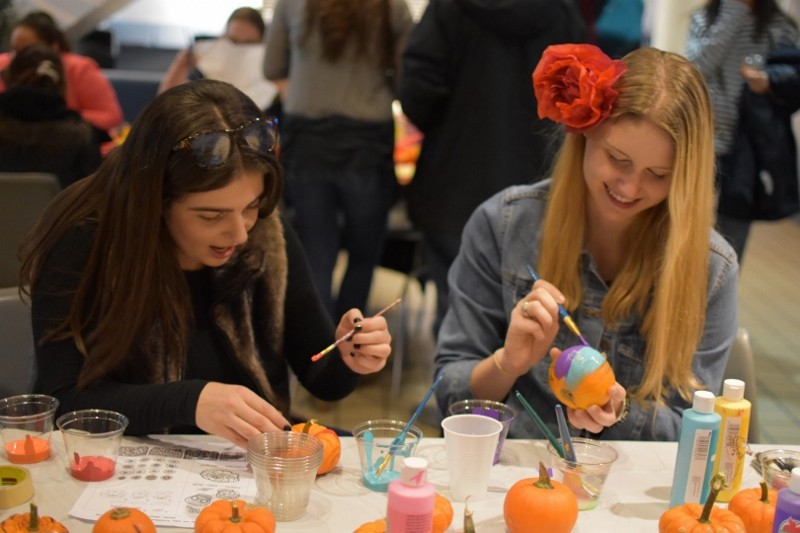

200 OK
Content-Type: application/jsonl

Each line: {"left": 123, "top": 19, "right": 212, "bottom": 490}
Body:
{"left": 20, "top": 80, "right": 392, "bottom": 448}
{"left": 0, "top": 44, "right": 101, "bottom": 188}
{"left": 434, "top": 44, "right": 738, "bottom": 441}
{"left": 686, "top": 0, "right": 799, "bottom": 264}
{"left": 399, "top": 0, "right": 585, "bottom": 336}
{"left": 0, "top": 10, "right": 123, "bottom": 140}
{"left": 159, "top": 7, "right": 280, "bottom": 119}
{"left": 264, "top": 0, "right": 413, "bottom": 320}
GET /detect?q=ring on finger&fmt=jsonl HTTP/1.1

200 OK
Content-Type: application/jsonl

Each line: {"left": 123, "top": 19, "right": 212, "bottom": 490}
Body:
{"left": 521, "top": 300, "right": 532, "bottom": 318}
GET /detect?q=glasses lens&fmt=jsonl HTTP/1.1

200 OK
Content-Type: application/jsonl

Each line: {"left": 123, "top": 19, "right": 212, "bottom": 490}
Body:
{"left": 190, "top": 132, "right": 231, "bottom": 168}
{"left": 241, "top": 119, "right": 277, "bottom": 155}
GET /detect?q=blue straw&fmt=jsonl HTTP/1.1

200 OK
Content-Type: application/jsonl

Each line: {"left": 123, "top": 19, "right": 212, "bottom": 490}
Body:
{"left": 555, "top": 404, "right": 577, "bottom": 464}
{"left": 525, "top": 265, "right": 590, "bottom": 347}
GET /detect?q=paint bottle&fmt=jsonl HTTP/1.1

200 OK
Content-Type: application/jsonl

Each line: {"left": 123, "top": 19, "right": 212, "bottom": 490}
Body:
{"left": 387, "top": 456, "right": 435, "bottom": 533}
{"left": 713, "top": 379, "right": 751, "bottom": 502}
{"left": 773, "top": 468, "right": 800, "bottom": 533}
{"left": 669, "top": 390, "right": 721, "bottom": 508}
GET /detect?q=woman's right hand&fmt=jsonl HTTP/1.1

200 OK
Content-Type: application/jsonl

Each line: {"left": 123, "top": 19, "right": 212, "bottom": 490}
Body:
{"left": 195, "top": 382, "right": 290, "bottom": 448}
{"left": 499, "top": 279, "right": 565, "bottom": 375}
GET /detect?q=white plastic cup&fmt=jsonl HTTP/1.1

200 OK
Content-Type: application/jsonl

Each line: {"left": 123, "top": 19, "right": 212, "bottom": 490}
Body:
{"left": 441, "top": 414, "right": 502, "bottom": 502}
{"left": 448, "top": 399, "right": 516, "bottom": 464}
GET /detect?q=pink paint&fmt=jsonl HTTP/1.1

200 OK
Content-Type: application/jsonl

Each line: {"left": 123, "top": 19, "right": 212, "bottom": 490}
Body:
{"left": 5, "top": 434, "right": 50, "bottom": 464}
{"left": 69, "top": 453, "right": 115, "bottom": 481}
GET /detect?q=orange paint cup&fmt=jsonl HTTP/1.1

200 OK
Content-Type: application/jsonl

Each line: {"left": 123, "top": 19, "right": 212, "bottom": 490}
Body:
{"left": 0, "top": 394, "right": 59, "bottom": 464}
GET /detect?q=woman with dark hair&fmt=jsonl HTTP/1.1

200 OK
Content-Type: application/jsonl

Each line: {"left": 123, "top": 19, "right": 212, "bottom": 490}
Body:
{"left": 264, "top": 0, "right": 413, "bottom": 320}
{"left": 0, "top": 10, "right": 123, "bottom": 136}
{"left": 686, "top": 0, "right": 799, "bottom": 264}
{"left": 20, "top": 79, "right": 392, "bottom": 448}
{"left": 0, "top": 44, "right": 101, "bottom": 188}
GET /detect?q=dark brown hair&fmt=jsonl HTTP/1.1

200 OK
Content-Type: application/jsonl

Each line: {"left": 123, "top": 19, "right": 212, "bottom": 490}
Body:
{"left": 227, "top": 7, "right": 266, "bottom": 39}
{"left": 303, "top": 0, "right": 395, "bottom": 71}
{"left": 20, "top": 79, "right": 283, "bottom": 387}
{"left": 14, "top": 11, "right": 71, "bottom": 52}
{"left": 2, "top": 44, "right": 66, "bottom": 95}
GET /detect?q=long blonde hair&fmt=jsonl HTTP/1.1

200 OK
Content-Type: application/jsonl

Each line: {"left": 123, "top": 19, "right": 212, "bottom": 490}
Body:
{"left": 538, "top": 48, "right": 716, "bottom": 405}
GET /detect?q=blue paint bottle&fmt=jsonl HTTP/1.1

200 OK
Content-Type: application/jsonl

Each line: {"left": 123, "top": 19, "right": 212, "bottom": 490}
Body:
{"left": 669, "top": 390, "right": 721, "bottom": 508}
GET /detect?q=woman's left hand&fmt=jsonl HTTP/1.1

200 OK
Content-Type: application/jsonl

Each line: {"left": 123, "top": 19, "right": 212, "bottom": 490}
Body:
{"left": 337, "top": 309, "right": 392, "bottom": 374}
{"left": 566, "top": 382, "right": 627, "bottom": 433}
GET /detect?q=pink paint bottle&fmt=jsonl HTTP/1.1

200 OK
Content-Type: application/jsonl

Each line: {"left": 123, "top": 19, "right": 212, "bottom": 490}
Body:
{"left": 387, "top": 457, "right": 435, "bottom": 533}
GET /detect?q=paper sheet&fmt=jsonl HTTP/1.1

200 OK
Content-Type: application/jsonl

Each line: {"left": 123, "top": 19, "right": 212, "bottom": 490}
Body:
{"left": 69, "top": 438, "right": 256, "bottom": 528}
{"left": 194, "top": 38, "right": 279, "bottom": 110}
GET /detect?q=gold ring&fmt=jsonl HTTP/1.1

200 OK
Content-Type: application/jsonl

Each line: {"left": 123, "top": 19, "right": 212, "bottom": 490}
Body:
{"left": 521, "top": 300, "right": 531, "bottom": 318}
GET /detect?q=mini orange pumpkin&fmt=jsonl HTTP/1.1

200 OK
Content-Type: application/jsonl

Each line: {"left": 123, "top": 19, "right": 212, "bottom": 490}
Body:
{"left": 549, "top": 345, "right": 616, "bottom": 410}
{"left": 659, "top": 474, "right": 746, "bottom": 533}
{"left": 292, "top": 419, "right": 341, "bottom": 475}
{"left": 194, "top": 499, "right": 275, "bottom": 533}
{"left": 92, "top": 507, "right": 156, "bottom": 533}
{"left": 728, "top": 481, "right": 777, "bottom": 533}
{"left": 503, "top": 461, "right": 578, "bottom": 533}
{"left": 1, "top": 503, "right": 68, "bottom": 533}
{"left": 352, "top": 493, "right": 452, "bottom": 533}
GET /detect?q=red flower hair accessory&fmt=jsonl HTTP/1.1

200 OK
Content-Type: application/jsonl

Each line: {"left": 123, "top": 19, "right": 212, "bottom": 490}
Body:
{"left": 532, "top": 43, "right": 627, "bottom": 132}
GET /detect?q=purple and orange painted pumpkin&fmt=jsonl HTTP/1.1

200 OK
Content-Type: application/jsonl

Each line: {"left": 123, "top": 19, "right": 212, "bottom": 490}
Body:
{"left": 548, "top": 345, "right": 616, "bottom": 410}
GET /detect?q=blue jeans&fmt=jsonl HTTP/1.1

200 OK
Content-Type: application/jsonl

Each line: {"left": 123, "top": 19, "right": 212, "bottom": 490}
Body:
{"left": 286, "top": 141, "right": 396, "bottom": 319}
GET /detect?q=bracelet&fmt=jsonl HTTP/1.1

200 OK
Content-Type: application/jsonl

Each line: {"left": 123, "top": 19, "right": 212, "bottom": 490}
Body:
{"left": 492, "top": 350, "right": 526, "bottom": 377}
{"left": 612, "top": 396, "right": 630, "bottom": 426}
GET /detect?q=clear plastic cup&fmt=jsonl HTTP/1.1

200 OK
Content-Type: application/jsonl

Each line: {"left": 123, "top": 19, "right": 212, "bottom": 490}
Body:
{"left": 247, "top": 431, "right": 323, "bottom": 521}
{"left": 441, "top": 414, "right": 503, "bottom": 502}
{"left": 0, "top": 394, "right": 59, "bottom": 464}
{"left": 57, "top": 409, "right": 128, "bottom": 481}
{"left": 546, "top": 437, "right": 618, "bottom": 510}
{"left": 448, "top": 399, "right": 516, "bottom": 464}
{"left": 352, "top": 419, "right": 422, "bottom": 493}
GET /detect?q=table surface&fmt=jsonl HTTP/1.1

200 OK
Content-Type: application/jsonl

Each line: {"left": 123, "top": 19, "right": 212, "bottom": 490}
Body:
{"left": 0, "top": 435, "right": 790, "bottom": 532}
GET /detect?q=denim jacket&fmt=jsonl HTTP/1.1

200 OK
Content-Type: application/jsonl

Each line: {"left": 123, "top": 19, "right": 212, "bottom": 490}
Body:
{"left": 434, "top": 181, "right": 739, "bottom": 441}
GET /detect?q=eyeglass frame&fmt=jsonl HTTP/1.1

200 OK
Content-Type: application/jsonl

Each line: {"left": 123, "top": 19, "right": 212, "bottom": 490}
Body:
{"left": 171, "top": 116, "right": 279, "bottom": 168}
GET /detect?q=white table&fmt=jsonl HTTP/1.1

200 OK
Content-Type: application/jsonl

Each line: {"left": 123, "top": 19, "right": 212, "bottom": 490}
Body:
{"left": 0, "top": 435, "right": 790, "bottom": 532}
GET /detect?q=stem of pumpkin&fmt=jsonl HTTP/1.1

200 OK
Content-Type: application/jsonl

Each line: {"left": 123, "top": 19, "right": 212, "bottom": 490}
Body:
{"left": 111, "top": 508, "right": 131, "bottom": 520}
{"left": 533, "top": 461, "right": 555, "bottom": 490}
{"left": 759, "top": 480, "right": 770, "bottom": 503}
{"left": 698, "top": 473, "right": 726, "bottom": 524}
{"left": 303, "top": 419, "right": 318, "bottom": 434}
{"left": 28, "top": 502, "right": 39, "bottom": 532}
{"left": 230, "top": 502, "right": 242, "bottom": 523}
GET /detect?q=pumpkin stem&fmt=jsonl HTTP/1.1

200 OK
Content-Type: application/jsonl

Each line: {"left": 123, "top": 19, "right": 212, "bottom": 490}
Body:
{"left": 28, "top": 502, "right": 39, "bottom": 532}
{"left": 759, "top": 480, "right": 770, "bottom": 503}
{"left": 110, "top": 508, "right": 131, "bottom": 520}
{"left": 229, "top": 502, "right": 242, "bottom": 523}
{"left": 532, "top": 461, "right": 555, "bottom": 490}
{"left": 698, "top": 473, "right": 726, "bottom": 524}
{"left": 463, "top": 496, "right": 475, "bottom": 533}
{"left": 302, "top": 419, "right": 318, "bottom": 434}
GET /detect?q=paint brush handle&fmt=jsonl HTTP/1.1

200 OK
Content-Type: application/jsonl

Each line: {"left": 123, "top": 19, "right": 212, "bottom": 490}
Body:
{"left": 555, "top": 404, "right": 577, "bottom": 464}
{"left": 525, "top": 265, "right": 589, "bottom": 346}
{"left": 311, "top": 298, "right": 402, "bottom": 362}
{"left": 514, "top": 390, "right": 565, "bottom": 459}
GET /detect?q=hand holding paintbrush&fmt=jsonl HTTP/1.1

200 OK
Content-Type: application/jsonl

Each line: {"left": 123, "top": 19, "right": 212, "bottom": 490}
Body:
{"left": 311, "top": 299, "right": 401, "bottom": 362}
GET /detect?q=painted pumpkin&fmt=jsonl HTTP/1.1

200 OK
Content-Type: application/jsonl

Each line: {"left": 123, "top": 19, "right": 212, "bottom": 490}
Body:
{"left": 292, "top": 419, "right": 341, "bottom": 475}
{"left": 1, "top": 503, "right": 68, "bottom": 533}
{"left": 659, "top": 474, "right": 746, "bottom": 533}
{"left": 194, "top": 499, "right": 275, "bottom": 533}
{"left": 503, "top": 461, "right": 578, "bottom": 533}
{"left": 728, "top": 481, "right": 777, "bottom": 533}
{"left": 352, "top": 493, "right": 453, "bottom": 533}
{"left": 92, "top": 507, "right": 156, "bottom": 533}
{"left": 549, "top": 344, "right": 616, "bottom": 410}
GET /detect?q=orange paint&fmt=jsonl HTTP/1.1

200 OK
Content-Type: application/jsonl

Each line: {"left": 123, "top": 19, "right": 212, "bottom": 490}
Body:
{"left": 5, "top": 434, "right": 50, "bottom": 464}
{"left": 70, "top": 453, "right": 115, "bottom": 481}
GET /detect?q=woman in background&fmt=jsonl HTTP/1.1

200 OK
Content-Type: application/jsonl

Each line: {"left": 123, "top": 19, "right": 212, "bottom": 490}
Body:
{"left": 0, "top": 44, "right": 100, "bottom": 188}
{"left": 264, "top": 0, "right": 413, "bottom": 320}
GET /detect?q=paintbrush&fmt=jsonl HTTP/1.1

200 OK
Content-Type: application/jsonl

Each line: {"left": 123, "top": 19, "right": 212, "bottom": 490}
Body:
{"left": 514, "top": 390, "right": 564, "bottom": 459}
{"left": 525, "top": 265, "right": 590, "bottom": 346}
{"left": 310, "top": 298, "right": 402, "bottom": 362}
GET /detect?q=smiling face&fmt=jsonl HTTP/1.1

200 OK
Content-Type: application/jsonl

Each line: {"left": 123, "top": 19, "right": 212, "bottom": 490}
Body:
{"left": 165, "top": 169, "right": 265, "bottom": 271}
{"left": 582, "top": 118, "right": 674, "bottom": 230}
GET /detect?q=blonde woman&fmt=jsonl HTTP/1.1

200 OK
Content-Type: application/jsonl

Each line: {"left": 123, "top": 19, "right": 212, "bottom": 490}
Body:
{"left": 434, "top": 45, "right": 738, "bottom": 441}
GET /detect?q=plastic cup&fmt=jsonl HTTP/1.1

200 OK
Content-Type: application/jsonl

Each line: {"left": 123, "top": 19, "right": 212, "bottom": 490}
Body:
{"left": 247, "top": 431, "right": 323, "bottom": 521}
{"left": 546, "top": 437, "right": 618, "bottom": 510}
{"left": 448, "top": 399, "right": 516, "bottom": 464}
{"left": 57, "top": 409, "right": 128, "bottom": 482}
{"left": 441, "top": 413, "right": 502, "bottom": 502}
{"left": 0, "top": 394, "right": 59, "bottom": 464}
{"left": 756, "top": 449, "right": 800, "bottom": 491}
{"left": 353, "top": 419, "right": 422, "bottom": 493}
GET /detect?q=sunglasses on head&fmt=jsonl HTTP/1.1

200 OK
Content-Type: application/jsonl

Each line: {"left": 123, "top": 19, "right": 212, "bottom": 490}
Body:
{"left": 171, "top": 116, "right": 278, "bottom": 169}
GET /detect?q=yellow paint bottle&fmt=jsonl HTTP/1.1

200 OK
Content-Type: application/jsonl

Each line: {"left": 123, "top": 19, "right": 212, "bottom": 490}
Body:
{"left": 713, "top": 379, "right": 751, "bottom": 502}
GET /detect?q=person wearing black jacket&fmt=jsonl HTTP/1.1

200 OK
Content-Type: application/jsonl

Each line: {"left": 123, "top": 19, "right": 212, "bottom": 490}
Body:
{"left": 399, "top": 0, "right": 586, "bottom": 334}
{"left": 20, "top": 80, "right": 392, "bottom": 448}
